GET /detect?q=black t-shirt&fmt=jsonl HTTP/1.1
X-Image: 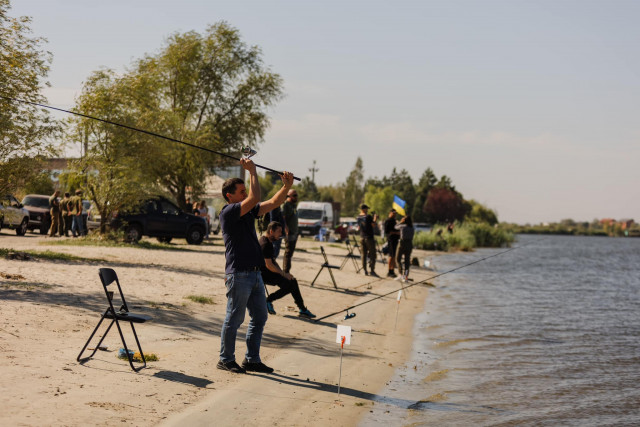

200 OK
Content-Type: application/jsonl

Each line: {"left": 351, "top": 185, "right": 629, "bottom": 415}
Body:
{"left": 220, "top": 202, "right": 264, "bottom": 274}
{"left": 384, "top": 217, "right": 399, "bottom": 241}
{"left": 357, "top": 214, "right": 374, "bottom": 238}
{"left": 259, "top": 235, "right": 274, "bottom": 274}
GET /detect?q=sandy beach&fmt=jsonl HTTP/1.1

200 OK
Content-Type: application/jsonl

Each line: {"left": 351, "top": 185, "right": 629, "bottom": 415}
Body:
{"left": 0, "top": 231, "right": 435, "bottom": 426}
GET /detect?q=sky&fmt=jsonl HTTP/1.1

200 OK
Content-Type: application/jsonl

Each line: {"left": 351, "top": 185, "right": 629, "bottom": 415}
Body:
{"left": 9, "top": 0, "right": 640, "bottom": 224}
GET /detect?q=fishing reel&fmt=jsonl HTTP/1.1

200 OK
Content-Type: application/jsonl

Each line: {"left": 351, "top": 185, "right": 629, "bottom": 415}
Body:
{"left": 344, "top": 310, "right": 356, "bottom": 320}
{"left": 241, "top": 146, "right": 257, "bottom": 159}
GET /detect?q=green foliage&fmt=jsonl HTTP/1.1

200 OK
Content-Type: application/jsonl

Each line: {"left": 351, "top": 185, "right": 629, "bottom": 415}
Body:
{"left": 185, "top": 295, "right": 215, "bottom": 304}
{"left": 363, "top": 184, "right": 394, "bottom": 216}
{"left": 466, "top": 200, "right": 499, "bottom": 226}
{"left": 343, "top": 157, "right": 365, "bottom": 216}
{"left": 0, "top": 1, "right": 61, "bottom": 195}
{"left": 413, "top": 222, "right": 514, "bottom": 251}
{"left": 22, "top": 170, "right": 55, "bottom": 195}
{"left": 500, "top": 220, "right": 635, "bottom": 237}
{"left": 412, "top": 168, "right": 437, "bottom": 222}
{"left": 296, "top": 177, "right": 319, "bottom": 200}
{"left": 68, "top": 22, "right": 284, "bottom": 231}
{"left": 69, "top": 69, "right": 157, "bottom": 234}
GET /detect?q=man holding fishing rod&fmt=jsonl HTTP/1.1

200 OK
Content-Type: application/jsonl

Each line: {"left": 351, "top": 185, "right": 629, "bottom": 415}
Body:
{"left": 217, "top": 157, "right": 294, "bottom": 374}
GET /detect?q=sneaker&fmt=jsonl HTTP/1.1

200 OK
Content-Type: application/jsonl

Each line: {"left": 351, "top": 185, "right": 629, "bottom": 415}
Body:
{"left": 370, "top": 271, "right": 380, "bottom": 278}
{"left": 241, "top": 358, "right": 274, "bottom": 374}
{"left": 216, "top": 359, "right": 245, "bottom": 374}
{"left": 298, "top": 308, "right": 316, "bottom": 318}
{"left": 363, "top": 270, "right": 369, "bottom": 276}
{"left": 387, "top": 271, "right": 397, "bottom": 278}
{"left": 266, "top": 301, "right": 276, "bottom": 315}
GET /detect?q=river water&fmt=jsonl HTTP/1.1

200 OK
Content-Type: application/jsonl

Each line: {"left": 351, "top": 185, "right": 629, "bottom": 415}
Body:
{"left": 361, "top": 234, "right": 640, "bottom": 426}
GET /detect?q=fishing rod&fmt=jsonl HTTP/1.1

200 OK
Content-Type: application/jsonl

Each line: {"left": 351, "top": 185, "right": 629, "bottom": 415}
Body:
{"left": 315, "top": 242, "right": 529, "bottom": 322}
{"left": 0, "top": 94, "right": 301, "bottom": 181}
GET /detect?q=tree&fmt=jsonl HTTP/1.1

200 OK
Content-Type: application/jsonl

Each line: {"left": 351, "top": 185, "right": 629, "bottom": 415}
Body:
{"left": 69, "top": 70, "right": 157, "bottom": 233}
{"left": 386, "top": 168, "right": 415, "bottom": 215}
{"left": 128, "top": 23, "right": 284, "bottom": 209}
{"left": 0, "top": 0, "right": 59, "bottom": 194}
{"left": 412, "top": 168, "right": 437, "bottom": 222}
{"left": 424, "top": 187, "right": 469, "bottom": 224}
{"left": 466, "top": 200, "right": 499, "bottom": 225}
{"left": 364, "top": 184, "right": 394, "bottom": 216}
{"left": 296, "top": 177, "right": 319, "bottom": 201}
{"left": 343, "top": 157, "right": 365, "bottom": 216}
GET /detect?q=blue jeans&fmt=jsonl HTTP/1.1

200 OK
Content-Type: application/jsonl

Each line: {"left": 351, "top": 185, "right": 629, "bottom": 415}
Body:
{"left": 219, "top": 271, "right": 268, "bottom": 363}
{"left": 71, "top": 215, "right": 84, "bottom": 236}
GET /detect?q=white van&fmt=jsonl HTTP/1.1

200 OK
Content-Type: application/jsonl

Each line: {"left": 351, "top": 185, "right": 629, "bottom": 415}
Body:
{"left": 297, "top": 201, "right": 335, "bottom": 236}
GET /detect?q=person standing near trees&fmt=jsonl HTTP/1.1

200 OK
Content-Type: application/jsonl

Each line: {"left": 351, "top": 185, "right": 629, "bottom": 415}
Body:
{"left": 281, "top": 189, "right": 299, "bottom": 273}
{"left": 395, "top": 215, "right": 415, "bottom": 282}
{"left": 48, "top": 190, "right": 61, "bottom": 237}
{"left": 217, "top": 158, "right": 294, "bottom": 374}
{"left": 70, "top": 189, "right": 84, "bottom": 237}
{"left": 60, "top": 192, "right": 72, "bottom": 237}
{"left": 384, "top": 209, "right": 400, "bottom": 278}
{"left": 357, "top": 204, "right": 379, "bottom": 277}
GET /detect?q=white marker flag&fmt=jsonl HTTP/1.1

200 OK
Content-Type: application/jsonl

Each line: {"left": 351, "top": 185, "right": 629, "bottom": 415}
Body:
{"left": 397, "top": 290, "right": 403, "bottom": 301}
{"left": 336, "top": 325, "right": 351, "bottom": 346}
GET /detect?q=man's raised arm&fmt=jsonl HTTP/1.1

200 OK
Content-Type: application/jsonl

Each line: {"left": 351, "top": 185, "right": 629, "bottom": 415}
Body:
{"left": 258, "top": 172, "right": 294, "bottom": 216}
{"left": 240, "top": 158, "right": 261, "bottom": 217}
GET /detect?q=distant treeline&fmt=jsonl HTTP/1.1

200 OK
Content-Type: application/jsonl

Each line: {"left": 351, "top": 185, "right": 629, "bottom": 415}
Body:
{"left": 501, "top": 220, "right": 639, "bottom": 238}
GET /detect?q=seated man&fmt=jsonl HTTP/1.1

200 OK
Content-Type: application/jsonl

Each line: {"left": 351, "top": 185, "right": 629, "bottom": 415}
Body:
{"left": 259, "top": 221, "right": 315, "bottom": 318}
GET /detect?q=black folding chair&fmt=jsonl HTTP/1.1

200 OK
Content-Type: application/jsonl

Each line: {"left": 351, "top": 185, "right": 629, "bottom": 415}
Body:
{"left": 339, "top": 238, "right": 362, "bottom": 272}
{"left": 310, "top": 246, "right": 340, "bottom": 289}
{"left": 77, "top": 268, "right": 152, "bottom": 372}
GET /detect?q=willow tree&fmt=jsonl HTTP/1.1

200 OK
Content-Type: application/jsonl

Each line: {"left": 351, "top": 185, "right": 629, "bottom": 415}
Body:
{"left": 0, "top": 0, "right": 59, "bottom": 194}
{"left": 68, "top": 70, "right": 156, "bottom": 233}
{"left": 128, "top": 22, "right": 284, "bottom": 209}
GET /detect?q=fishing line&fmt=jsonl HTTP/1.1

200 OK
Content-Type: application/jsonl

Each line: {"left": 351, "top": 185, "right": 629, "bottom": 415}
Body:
{"left": 0, "top": 94, "right": 301, "bottom": 181}
{"left": 315, "top": 240, "right": 537, "bottom": 322}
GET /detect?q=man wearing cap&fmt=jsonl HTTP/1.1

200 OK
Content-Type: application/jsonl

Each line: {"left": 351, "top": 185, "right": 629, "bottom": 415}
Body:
{"left": 281, "top": 189, "right": 299, "bottom": 273}
{"left": 384, "top": 209, "right": 400, "bottom": 278}
{"left": 357, "top": 204, "right": 379, "bottom": 277}
{"left": 217, "top": 158, "right": 294, "bottom": 374}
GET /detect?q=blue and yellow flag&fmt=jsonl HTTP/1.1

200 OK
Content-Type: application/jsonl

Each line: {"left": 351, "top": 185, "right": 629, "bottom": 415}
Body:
{"left": 392, "top": 195, "right": 406, "bottom": 216}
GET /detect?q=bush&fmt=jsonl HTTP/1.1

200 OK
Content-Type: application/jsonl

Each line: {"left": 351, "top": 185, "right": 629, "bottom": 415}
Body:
{"left": 413, "top": 222, "right": 514, "bottom": 251}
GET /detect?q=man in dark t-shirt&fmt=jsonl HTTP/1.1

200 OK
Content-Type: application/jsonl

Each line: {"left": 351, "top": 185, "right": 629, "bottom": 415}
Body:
{"left": 259, "top": 221, "right": 315, "bottom": 318}
{"left": 384, "top": 209, "right": 400, "bottom": 278}
{"left": 217, "top": 158, "right": 294, "bottom": 375}
{"left": 357, "top": 204, "right": 378, "bottom": 277}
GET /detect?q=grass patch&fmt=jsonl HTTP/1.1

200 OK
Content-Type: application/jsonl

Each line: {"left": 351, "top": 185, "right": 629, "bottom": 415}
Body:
{"left": 44, "top": 234, "right": 190, "bottom": 251}
{"left": 185, "top": 295, "right": 215, "bottom": 305}
{"left": 0, "top": 281, "right": 53, "bottom": 290}
{"left": 1, "top": 247, "right": 107, "bottom": 263}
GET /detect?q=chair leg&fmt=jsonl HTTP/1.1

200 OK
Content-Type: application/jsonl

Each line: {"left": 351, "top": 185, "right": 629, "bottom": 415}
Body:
{"left": 77, "top": 311, "right": 114, "bottom": 363}
{"left": 310, "top": 266, "right": 324, "bottom": 287}
{"left": 113, "top": 319, "right": 146, "bottom": 372}
{"left": 327, "top": 266, "right": 338, "bottom": 289}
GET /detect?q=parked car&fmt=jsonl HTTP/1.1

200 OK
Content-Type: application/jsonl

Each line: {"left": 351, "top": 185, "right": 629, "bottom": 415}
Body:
{"left": 21, "top": 194, "right": 53, "bottom": 234}
{"left": 111, "top": 196, "right": 207, "bottom": 245}
{"left": 0, "top": 195, "right": 29, "bottom": 235}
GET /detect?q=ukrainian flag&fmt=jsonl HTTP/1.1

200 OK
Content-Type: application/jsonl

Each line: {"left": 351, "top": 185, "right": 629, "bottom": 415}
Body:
{"left": 392, "top": 195, "right": 406, "bottom": 216}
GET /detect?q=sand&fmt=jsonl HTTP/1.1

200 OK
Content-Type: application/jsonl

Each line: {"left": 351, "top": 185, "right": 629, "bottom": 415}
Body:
{"left": 0, "top": 231, "right": 435, "bottom": 426}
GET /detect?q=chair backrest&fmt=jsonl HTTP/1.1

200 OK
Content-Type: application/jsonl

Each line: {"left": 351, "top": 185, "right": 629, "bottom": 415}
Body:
{"left": 98, "top": 268, "right": 129, "bottom": 312}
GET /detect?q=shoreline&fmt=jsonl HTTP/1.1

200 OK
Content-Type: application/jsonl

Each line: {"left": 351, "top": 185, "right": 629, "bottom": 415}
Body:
{"left": 0, "top": 232, "right": 434, "bottom": 426}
